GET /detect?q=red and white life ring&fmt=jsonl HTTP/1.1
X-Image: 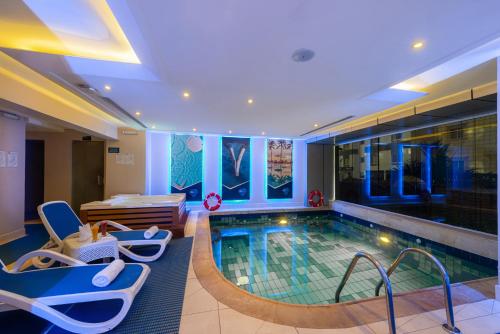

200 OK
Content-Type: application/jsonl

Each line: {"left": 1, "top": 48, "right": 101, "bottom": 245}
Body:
{"left": 308, "top": 190, "right": 324, "bottom": 207}
{"left": 204, "top": 192, "right": 222, "bottom": 211}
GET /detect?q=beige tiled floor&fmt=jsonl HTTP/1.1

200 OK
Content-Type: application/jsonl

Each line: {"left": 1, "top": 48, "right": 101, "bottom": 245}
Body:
{"left": 181, "top": 213, "right": 500, "bottom": 334}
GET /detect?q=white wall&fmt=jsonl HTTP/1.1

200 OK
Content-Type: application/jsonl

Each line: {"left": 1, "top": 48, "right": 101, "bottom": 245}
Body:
{"left": 146, "top": 131, "right": 307, "bottom": 210}
{"left": 0, "top": 115, "right": 26, "bottom": 243}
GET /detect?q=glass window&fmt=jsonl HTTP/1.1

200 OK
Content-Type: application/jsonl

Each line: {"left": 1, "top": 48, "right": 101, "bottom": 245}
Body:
{"left": 335, "top": 114, "right": 497, "bottom": 234}
{"left": 402, "top": 145, "right": 425, "bottom": 196}
{"left": 369, "top": 138, "right": 391, "bottom": 196}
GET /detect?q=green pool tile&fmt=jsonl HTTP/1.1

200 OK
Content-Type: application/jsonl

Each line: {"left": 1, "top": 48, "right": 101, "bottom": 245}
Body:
{"left": 212, "top": 214, "right": 496, "bottom": 305}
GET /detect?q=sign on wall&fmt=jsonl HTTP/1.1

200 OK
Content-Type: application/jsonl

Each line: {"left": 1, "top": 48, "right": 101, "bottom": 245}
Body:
{"left": 171, "top": 134, "right": 203, "bottom": 201}
{"left": 267, "top": 139, "right": 293, "bottom": 199}
{"left": 221, "top": 137, "right": 250, "bottom": 200}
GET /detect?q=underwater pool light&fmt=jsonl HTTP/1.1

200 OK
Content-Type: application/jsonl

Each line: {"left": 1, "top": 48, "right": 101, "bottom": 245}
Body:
{"left": 279, "top": 219, "right": 288, "bottom": 225}
{"left": 379, "top": 236, "right": 391, "bottom": 244}
{"left": 236, "top": 276, "right": 249, "bottom": 286}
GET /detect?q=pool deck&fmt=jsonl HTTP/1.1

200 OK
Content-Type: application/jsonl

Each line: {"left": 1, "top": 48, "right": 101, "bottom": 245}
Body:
{"left": 180, "top": 211, "right": 500, "bottom": 333}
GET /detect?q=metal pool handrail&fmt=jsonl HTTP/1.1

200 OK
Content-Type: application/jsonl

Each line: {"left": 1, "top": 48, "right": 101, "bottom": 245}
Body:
{"left": 374, "top": 248, "right": 461, "bottom": 334}
{"left": 335, "top": 251, "right": 397, "bottom": 334}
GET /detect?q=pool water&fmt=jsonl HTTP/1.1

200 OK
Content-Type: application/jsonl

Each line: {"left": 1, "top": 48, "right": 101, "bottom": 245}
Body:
{"left": 210, "top": 212, "right": 497, "bottom": 305}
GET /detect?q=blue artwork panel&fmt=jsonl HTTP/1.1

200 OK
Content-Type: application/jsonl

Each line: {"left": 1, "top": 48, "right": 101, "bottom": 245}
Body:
{"left": 222, "top": 137, "right": 250, "bottom": 200}
{"left": 267, "top": 139, "right": 293, "bottom": 199}
{"left": 171, "top": 135, "right": 203, "bottom": 201}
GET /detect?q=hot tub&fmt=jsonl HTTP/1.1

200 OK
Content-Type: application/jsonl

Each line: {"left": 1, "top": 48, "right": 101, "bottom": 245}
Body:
{"left": 80, "top": 194, "right": 188, "bottom": 237}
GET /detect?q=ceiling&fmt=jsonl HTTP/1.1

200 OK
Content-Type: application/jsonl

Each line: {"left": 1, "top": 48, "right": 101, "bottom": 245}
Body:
{"left": 2, "top": 0, "right": 500, "bottom": 138}
{"left": 0, "top": 0, "right": 138, "bottom": 63}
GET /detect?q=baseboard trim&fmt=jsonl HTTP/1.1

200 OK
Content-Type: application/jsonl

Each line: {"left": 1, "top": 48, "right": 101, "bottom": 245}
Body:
{"left": 0, "top": 227, "right": 26, "bottom": 245}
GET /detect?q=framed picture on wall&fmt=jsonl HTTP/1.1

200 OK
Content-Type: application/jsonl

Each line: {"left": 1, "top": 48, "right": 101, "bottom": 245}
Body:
{"left": 267, "top": 139, "right": 293, "bottom": 199}
{"left": 221, "top": 137, "right": 250, "bottom": 200}
{"left": 170, "top": 134, "right": 203, "bottom": 201}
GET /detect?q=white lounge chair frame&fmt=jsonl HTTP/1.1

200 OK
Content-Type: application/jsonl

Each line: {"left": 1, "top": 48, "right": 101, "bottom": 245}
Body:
{"left": 0, "top": 250, "right": 149, "bottom": 334}
{"left": 38, "top": 201, "right": 172, "bottom": 263}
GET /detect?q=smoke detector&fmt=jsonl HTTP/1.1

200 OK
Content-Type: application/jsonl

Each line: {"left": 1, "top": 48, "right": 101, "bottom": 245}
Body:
{"left": 292, "top": 48, "right": 315, "bottom": 62}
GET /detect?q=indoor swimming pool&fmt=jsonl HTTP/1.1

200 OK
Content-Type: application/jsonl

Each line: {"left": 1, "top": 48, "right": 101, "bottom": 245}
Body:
{"left": 210, "top": 211, "right": 497, "bottom": 305}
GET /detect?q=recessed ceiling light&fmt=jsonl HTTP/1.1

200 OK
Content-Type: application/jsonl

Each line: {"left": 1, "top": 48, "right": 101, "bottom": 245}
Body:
{"left": 247, "top": 98, "right": 254, "bottom": 105}
{"left": 135, "top": 111, "right": 141, "bottom": 116}
{"left": 228, "top": 130, "right": 232, "bottom": 134}
{"left": 104, "top": 84, "right": 111, "bottom": 91}
{"left": 183, "top": 91, "right": 190, "bottom": 98}
{"left": 314, "top": 123, "right": 319, "bottom": 127}
{"left": 412, "top": 41, "right": 424, "bottom": 49}
{"left": 192, "top": 128, "right": 197, "bottom": 132}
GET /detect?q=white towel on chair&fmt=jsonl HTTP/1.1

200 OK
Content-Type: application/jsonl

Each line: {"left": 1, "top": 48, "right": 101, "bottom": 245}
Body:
{"left": 92, "top": 259, "right": 125, "bottom": 287}
{"left": 144, "top": 226, "right": 159, "bottom": 239}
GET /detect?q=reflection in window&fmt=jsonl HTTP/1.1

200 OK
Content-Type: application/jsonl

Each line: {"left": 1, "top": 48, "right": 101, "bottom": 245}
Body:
{"left": 335, "top": 114, "right": 497, "bottom": 234}
{"left": 431, "top": 146, "right": 447, "bottom": 194}
{"left": 402, "top": 145, "right": 426, "bottom": 196}
{"left": 369, "top": 138, "right": 391, "bottom": 196}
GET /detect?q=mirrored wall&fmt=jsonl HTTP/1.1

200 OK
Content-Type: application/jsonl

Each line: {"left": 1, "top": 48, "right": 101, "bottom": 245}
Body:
{"left": 335, "top": 114, "right": 497, "bottom": 234}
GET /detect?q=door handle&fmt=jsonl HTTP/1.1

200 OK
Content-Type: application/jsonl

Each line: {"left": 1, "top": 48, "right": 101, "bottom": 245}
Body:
{"left": 97, "top": 175, "right": 103, "bottom": 186}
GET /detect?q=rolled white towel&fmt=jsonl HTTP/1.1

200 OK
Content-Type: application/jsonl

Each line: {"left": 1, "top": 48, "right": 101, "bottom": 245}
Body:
{"left": 144, "top": 226, "right": 159, "bottom": 239}
{"left": 92, "top": 259, "right": 125, "bottom": 288}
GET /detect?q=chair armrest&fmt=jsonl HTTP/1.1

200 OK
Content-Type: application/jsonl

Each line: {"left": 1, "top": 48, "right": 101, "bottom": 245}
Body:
{"left": 95, "top": 220, "right": 132, "bottom": 231}
{"left": 10, "top": 250, "right": 86, "bottom": 272}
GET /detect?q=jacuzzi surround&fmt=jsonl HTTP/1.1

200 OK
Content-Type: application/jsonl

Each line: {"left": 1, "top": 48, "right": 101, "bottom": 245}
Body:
{"left": 210, "top": 211, "right": 497, "bottom": 305}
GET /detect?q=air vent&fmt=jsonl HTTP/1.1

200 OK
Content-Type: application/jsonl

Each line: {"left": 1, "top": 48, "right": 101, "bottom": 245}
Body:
{"left": 1, "top": 111, "right": 20, "bottom": 121}
{"left": 76, "top": 83, "right": 98, "bottom": 93}
{"left": 100, "top": 97, "right": 147, "bottom": 128}
{"left": 42, "top": 74, "right": 148, "bottom": 129}
{"left": 75, "top": 84, "right": 146, "bottom": 128}
{"left": 300, "top": 116, "right": 354, "bottom": 136}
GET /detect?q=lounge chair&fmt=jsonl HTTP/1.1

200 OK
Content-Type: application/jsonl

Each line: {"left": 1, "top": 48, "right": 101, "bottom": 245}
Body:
{"left": 38, "top": 201, "right": 172, "bottom": 263}
{"left": 0, "top": 249, "right": 150, "bottom": 333}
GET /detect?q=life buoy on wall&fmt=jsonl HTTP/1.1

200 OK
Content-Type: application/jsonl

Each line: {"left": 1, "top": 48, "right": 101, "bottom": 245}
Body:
{"left": 204, "top": 192, "right": 222, "bottom": 211}
{"left": 308, "top": 190, "right": 324, "bottom": 207}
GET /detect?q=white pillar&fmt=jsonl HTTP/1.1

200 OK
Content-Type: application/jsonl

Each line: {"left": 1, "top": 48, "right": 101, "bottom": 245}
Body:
{"left": 496, "top": 57, "right": 500, "bottom": 301}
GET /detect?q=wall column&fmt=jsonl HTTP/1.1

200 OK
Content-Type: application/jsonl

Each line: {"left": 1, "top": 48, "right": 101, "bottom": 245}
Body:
{"left": 0, "top": 114, "right": 26, "bottom": 243}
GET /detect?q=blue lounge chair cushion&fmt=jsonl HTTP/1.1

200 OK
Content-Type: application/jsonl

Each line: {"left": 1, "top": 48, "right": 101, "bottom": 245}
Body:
{"left": 0, "top": 264, "right": 144, "bottom": 298}
{"left": 110, "top": 230, "right": 169, "bottom": 242}
{"left": 40, "top": 202, "right": 81, "bottom": 240}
